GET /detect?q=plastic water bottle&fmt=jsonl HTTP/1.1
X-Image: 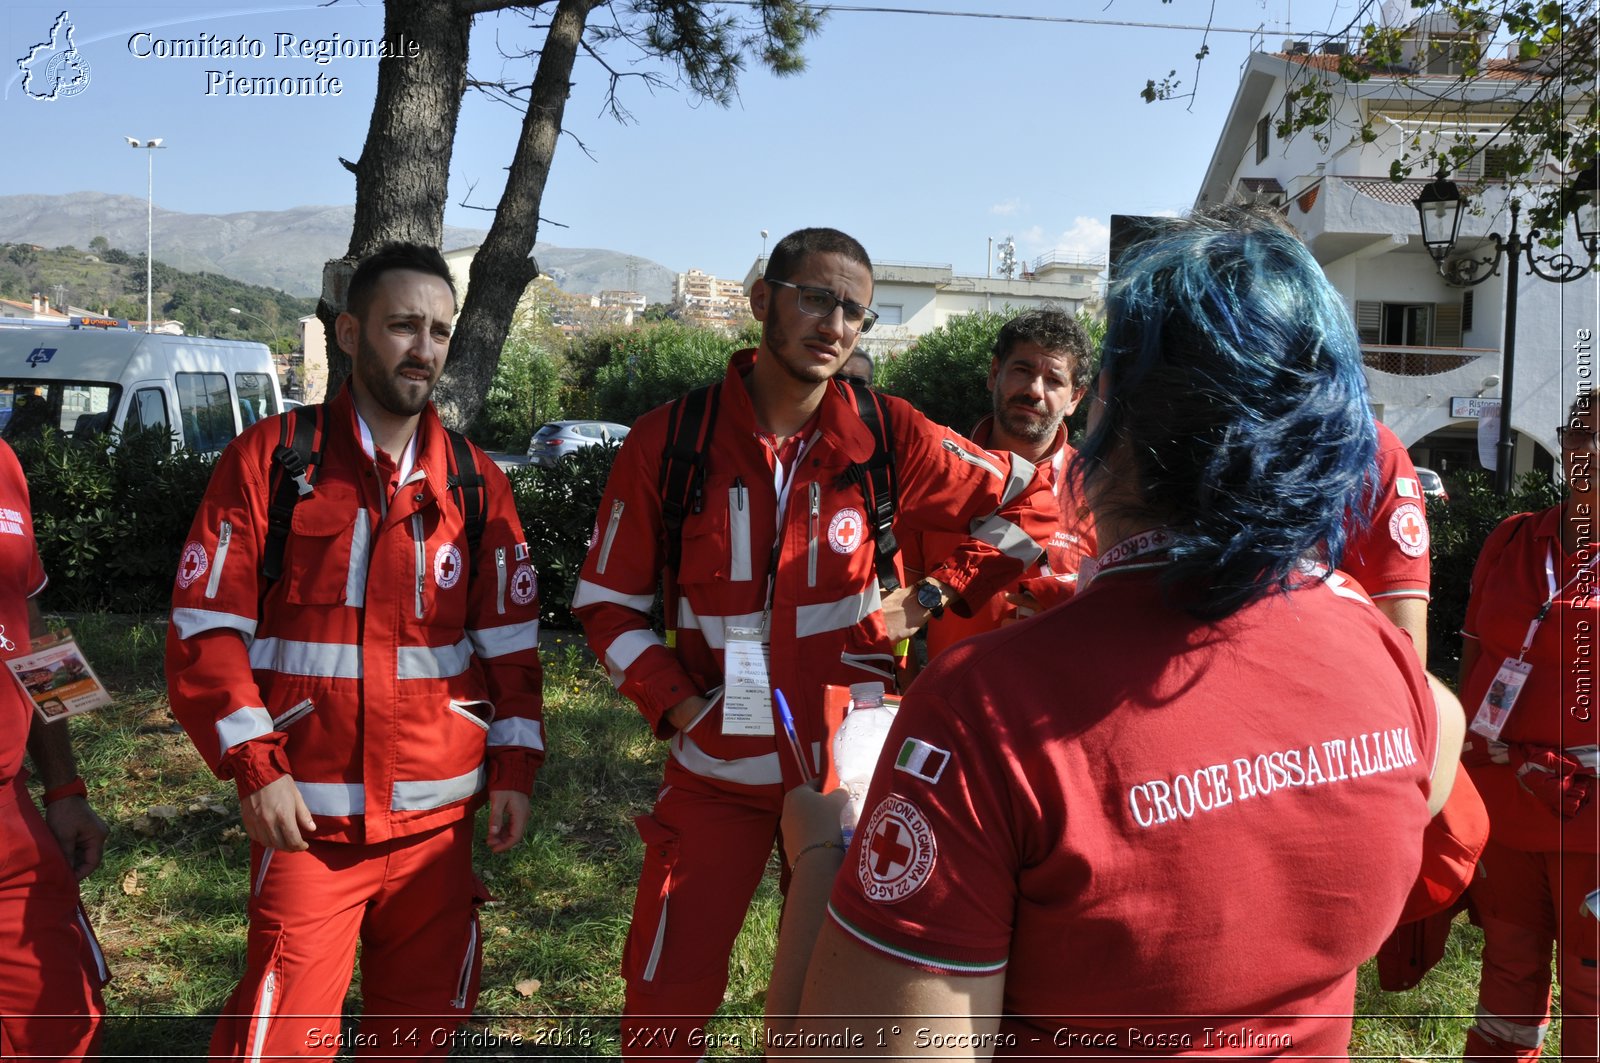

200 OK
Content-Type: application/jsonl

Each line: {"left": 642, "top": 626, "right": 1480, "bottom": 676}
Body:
{"left": 834, "top": 682, "right": 895, "bottom": 845}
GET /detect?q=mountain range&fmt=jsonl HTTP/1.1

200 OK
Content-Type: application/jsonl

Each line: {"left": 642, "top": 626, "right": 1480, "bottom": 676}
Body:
{"left": 0, "top": 192, "right": 679, "bottom": 304}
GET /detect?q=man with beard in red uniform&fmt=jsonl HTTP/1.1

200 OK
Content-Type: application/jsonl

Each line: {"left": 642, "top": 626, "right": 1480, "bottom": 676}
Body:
{"left": 575, "top": 227, "right": 1052, "bottom": 1059}
{"left": 167, "top": 243, "right": 544, "bottom": 1060}
{"left": 901, "top": 309, "right": 1097, "bottom": 672}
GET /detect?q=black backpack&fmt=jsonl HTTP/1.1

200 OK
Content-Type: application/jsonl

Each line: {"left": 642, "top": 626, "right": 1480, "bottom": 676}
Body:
{"left": 260, "top": 403, "right": 486, "bottom": 584}
{"left": 657, "top": 376, "right": 901, "bottom": 592}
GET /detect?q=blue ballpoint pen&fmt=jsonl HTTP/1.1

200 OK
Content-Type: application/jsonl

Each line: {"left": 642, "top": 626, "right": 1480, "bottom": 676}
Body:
{"left": 773, "top": 688, "right": 813, "bottom": 783}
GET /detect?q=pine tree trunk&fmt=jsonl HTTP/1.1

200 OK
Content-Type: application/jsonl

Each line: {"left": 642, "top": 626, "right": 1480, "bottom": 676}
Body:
{"left": 318, "top": 0, "right": 471, "bottom": 396}
{"left": 433, "top": 0, "right": 601, "bottom": 432}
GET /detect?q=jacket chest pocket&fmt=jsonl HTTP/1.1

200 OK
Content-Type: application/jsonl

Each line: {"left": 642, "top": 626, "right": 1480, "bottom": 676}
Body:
{"left": 675, "top": 481, "right": 754, "bottom": 586}
{"left": 282, "top": 487, "right": 367, "bottom": 607}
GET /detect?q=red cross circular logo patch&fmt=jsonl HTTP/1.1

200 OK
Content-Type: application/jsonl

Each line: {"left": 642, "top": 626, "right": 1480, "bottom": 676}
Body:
{"left": 1389, "top": 502, "right": 1429, "bottom": 558}
{"left": 828, "top": 506, "right": 865, "bottom": 555}
{"left": 433, "top": 543, "right": 463, "bottom": 590}
{"left": 856, "top": 794, "right": 937, "bottom": 904}
{"left": 176, "top": 541, "right": 209, "bottom": 589}
{"left": 510, "top": 562, "right": 538, "bottom": 606}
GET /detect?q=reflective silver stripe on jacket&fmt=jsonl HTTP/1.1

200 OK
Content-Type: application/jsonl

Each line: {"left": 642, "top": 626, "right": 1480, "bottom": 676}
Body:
{"left": 294, "top": 769, "right": 486, "bottom": 816}
{"left": 970, "top": 514, "right": 1044, "bottom": 566}
{"left": 468, "top": 619, "right": 540, "bottom": 660}
{"left": 296, "top": 781, "right": 363, "bottom": 816}
{"left": 670, "top": 732, "right": 782, "bottom": 786}
{"left": 346, "top": 512, "right": 371, "bottom": 607}
{"left": 605, "top": 629, "right": 665, "bottom": 685}
{"left": 248, "top": 637, "right": 362, "bottom": 678}
{"left": 172, "top": 607, "right": 257, "bottom": 640}
{"left": 1471, "top": 1007, "right": 1548, "bottom": 1047}
{"left": 840, "top": 652, "right": 896, "bottom": 682}
{"left": 1000, "top": 452, "right": 1038, "bottom": 505}
{"left": 572, "top": 578, "right": 654, "bottom": 613}
{"left": 488, "top": 717, "right": 544, "bottom": 751}
{"left": 674, "top": 601, "right": 765, "bottom": 650}
{"left": 216, "top": 705, "right": 274, "bottom": 758}
{"left": 397, "top": 637, "right": 473, "bottom": 680}
{"left": 796, "top": 586, "right": 882, "bottom": 639}
{"left": 393, "top": 767, "right": 485, "bottom": 810}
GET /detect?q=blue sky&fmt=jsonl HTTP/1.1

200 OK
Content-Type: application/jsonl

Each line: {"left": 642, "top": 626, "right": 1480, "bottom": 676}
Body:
{"left": 2, "top": 1, "right": 1369, "bottom": 283}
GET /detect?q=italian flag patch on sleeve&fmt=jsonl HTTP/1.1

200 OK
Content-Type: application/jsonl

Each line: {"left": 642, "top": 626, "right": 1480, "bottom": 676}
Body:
{"left": 895, "top": 738, "right": 950, "bottom": 783}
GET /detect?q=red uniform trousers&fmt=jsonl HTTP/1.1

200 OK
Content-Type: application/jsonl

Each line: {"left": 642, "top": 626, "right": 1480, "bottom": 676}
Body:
{"left": 621, "top": 763, "right": 784, "bottom": 1062}
{"left": 1465, "top": 839, "right": 1600, "bottom": 1062}
{"left": 211, "top": 820, "right": 485, "bottom": 1062}
{"left": 0, "top": 779, "right": 107, "bottom": 1060}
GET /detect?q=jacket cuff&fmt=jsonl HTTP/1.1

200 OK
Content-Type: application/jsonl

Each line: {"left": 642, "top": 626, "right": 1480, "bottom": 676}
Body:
{"left": 629, "top": 663, "right": 703, "bottom": 739}
{"left": 488, "top": 749, "right": 542, "bottom": 795}
{"left": 928, "top": 563, "right": 981, "bottom": 618}
{"left": 223, "top": 739, "right": 292, "bottom": 797}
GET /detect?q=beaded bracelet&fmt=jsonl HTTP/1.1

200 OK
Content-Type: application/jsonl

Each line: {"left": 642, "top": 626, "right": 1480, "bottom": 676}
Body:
{"left": 792, "top": 839, "right": 844, "bottom": 867}
{"left": 43, "top": 776, "right": 87, "bottom": 805}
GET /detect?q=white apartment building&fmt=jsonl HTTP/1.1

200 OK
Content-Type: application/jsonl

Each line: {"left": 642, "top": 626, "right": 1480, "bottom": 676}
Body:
{"left": 1196, "top": 24, "right": 1598, "bottom": 486}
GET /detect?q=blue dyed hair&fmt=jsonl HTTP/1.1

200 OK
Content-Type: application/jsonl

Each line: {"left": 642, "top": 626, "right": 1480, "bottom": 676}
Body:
{"left": 1075, "top": 207, "right": 1377, "bottom": 620}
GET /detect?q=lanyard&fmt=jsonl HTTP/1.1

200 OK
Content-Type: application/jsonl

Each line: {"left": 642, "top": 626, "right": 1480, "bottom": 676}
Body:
{"left": 759, "top": 432, "right": 812, "bottom": 634}
{"left": 1080, "top": 527, "right": 1175, "bottom": 589}
{"left": 1516, "top": 544, "right": 1600, "bottom": 660}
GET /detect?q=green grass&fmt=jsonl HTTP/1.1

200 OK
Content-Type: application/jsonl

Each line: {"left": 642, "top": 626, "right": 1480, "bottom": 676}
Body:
{"left": 45, "top": 614, "right": 1537, "bottom": 1060}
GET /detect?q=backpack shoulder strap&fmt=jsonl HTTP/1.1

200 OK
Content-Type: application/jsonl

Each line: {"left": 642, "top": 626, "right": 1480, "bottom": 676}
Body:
{"left": 262, "top": 403, "right": 325, "bottom": 584}
{"left": 443, "top": 427, "right": 487, "bottom": 557}
{"left": 834, "top": 377, "right": 901, "bottom": 592}
{"left": 659, "top": 383, "right": 720, "bottom": 574}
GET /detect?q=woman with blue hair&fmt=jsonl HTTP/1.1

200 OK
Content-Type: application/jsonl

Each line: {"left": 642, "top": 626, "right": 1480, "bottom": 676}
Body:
{"left": 765, "top": 207, "right": 1464, "bottom": 1058}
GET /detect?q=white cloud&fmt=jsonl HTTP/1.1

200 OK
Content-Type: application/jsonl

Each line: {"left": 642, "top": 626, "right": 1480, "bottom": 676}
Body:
{"left": 990, "top": 198, "right": 1025, "bottom": 217}
{"left": 1051, "top": 216, "right": 1112, "bottom": 262}
{"left": 1149, "top": 208, "right": 1181, "bottom": 219}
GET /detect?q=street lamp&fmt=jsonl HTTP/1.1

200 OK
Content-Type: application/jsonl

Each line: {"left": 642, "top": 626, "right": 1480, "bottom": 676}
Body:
{"left": 228, "top": 306, "right": 281, "bottom": 352}
{"left": 1414, "top": 163, "right": 1600, "bottom": 493}
{"left": 124, "top": 136, "right": 165, "bottom": 333}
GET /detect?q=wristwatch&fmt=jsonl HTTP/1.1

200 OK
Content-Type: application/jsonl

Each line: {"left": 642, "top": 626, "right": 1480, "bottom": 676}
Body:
{"left": 915, "top": 579, "right": 948, "bottom": 620}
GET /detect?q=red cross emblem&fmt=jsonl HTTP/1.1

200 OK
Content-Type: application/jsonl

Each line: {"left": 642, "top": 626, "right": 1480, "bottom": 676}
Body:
{"left": 828, "top": 506, "right": 865, "bottom": 554}
{"left": 1389, "top": 502, "right": 1429, "bottom": 558}
{"left": 176, "top": 541, "right": 208, "bottom": 589}
{"left": 510, "top": 562, "right": 538, "bottom": 605}
{"left": 439, "top": 553, "right": 458, "bottom": 582}
{"left": 433, "top": 543, "right": 464, "bottom": 590}
{"left": 855, "top": 795, "right": 937, "bottom": 903}
{"left": 869, "top": 819, "right": 912, "bottom": 877}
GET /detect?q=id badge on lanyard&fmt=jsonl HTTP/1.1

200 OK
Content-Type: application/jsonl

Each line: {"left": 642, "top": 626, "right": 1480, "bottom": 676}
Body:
{"left": 722, "top": 625, "right": 775, "bottom": 736}
{"left": 1470, "top": 546, "right": 1575, "bottom": 741}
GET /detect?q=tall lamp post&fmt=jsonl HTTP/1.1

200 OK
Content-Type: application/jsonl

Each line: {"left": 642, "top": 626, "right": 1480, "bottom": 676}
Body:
{"left": 228, "top": 306, "right": 281, "bottom": 353}
{"left": 1415, "top": 163, "right": 1600, "bottom": 494}
{"left": 124, "top": 136, "right": 165, "bottom": 333}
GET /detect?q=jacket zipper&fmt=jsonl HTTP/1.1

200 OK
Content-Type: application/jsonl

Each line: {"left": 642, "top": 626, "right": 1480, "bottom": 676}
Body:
{"left": 495, "top": 547, "right": 508, "bottom": 615}
{"left": 249, "top": 970, "right": 276, "bottom": 1063}
{"left": 807, "top": 482, "right": 820, "bottom": 588}
{"left": 452, "top": 916, "right": 479, "bottom": 1008}
{"left": 205, "top": 520, "right": 232, "bottom": 600}
{"left": 729, "top": 479, "right": 751, "bottom": 581}
{"left": 411, "top": 514, "right": 426, "bottom": 619}
{"left": 597, "top": 499, "right": 624, "bottom": 574}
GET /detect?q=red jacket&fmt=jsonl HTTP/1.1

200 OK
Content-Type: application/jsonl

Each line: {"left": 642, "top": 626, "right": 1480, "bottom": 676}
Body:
{"left": 573, "top": 349, "right": 1052, "bottom": 791}
{"left": 166, "top": 387, "right": 544, "bottom": 844}
{"left": 901, "top": 417, "right": 1097, "bottom": 662}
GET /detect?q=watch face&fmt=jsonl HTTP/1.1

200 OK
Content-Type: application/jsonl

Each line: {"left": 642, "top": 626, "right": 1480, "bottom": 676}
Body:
{"left": 917, "top": 583, "right": 942, "bottom": 610}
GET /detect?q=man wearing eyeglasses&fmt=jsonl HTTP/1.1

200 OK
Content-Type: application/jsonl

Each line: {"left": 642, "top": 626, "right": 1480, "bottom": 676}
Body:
{"left": 574, "top": 227, "right": 1052, "bottom": 1059}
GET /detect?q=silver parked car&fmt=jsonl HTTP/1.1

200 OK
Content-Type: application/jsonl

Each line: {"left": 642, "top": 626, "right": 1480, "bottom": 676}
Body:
{"left": 527, "top": 420, "right": 630, "bottom": 467}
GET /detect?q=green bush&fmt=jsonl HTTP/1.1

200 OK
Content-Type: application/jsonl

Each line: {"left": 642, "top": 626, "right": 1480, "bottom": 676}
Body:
{"left": 468, "top": 334, "right": 566, "bottom": 452}
{"left": 17, "top": 430, "right": 215, "bottom": 611}
{"left": 1425, "top": 469, "right": 1562, "bottom": 677}
{"left": 511, "top": 441, "right": 627, "bottom": 630}
{"left": 590, "top": 321, "right": 735, "bottom": 424}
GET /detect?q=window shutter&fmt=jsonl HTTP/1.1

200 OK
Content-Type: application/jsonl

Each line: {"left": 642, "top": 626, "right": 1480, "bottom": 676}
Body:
{"left": 1354, "top": 301, "right": 1381, "bottom": 344}
{"left": 1434, "top": 302, "right": 1463, "bottom": 347}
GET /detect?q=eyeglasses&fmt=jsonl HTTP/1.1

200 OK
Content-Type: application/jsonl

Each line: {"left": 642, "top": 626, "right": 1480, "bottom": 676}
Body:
{"left": 1558, "top": 426, "right": 1600, "bottom": 449}
{"left": 766, "top": 279, "right": 878, "bottom": 334}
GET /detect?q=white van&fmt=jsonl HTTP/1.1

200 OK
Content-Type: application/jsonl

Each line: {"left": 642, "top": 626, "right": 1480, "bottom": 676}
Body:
{"left": 0, "top": 319, "right": 283, "bottom": 452}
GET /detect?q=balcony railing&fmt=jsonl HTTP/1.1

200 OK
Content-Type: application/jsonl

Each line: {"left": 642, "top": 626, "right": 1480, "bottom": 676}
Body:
{"left": 1362, "top": 344, "right": 1493, "bottom": 376}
